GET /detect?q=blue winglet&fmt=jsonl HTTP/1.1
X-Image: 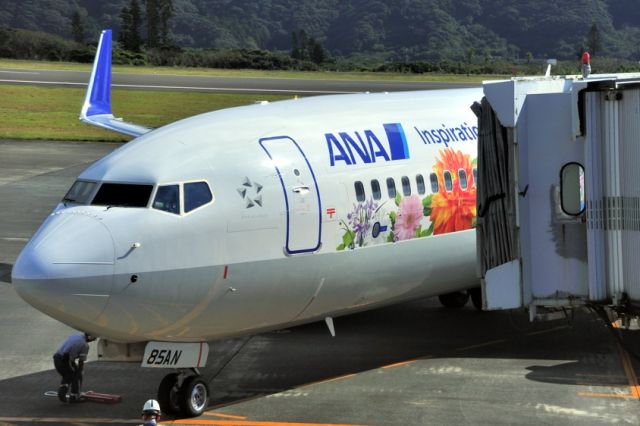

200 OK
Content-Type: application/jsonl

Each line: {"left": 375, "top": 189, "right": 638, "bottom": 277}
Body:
{"left": 80, "top": 29, "right": 151, "bottom": 138}
{"left": 84, "top": 29, "right": 112, "bottom": 117}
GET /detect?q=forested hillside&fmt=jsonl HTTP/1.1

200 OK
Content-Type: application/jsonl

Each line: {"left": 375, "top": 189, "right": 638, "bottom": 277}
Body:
{"left": 1, "top": 0, "right": 640, "bottom": 61}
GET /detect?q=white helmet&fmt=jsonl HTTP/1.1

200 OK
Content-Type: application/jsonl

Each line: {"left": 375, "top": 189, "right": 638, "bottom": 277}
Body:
{"left": 143, "top": 399, "right": 161, "bottom": 414}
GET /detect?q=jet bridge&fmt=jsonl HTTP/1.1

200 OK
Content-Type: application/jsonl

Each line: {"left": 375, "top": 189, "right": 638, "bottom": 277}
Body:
{"left": 475, "top": 72, "right": 640, "bottom": 320}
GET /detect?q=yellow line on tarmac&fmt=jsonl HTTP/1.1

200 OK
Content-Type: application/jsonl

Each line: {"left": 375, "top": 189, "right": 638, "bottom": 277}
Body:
{"left": 617, "top": 342, "right": 640, "bottom": 400}
{"left": 203, "top": 412, "right": 248, "bottom": 420}
{"left": 382, "top": 360, "right": 416, "bottom": 369}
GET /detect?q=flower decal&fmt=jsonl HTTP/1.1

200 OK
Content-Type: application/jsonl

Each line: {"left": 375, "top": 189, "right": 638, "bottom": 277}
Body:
{"left": 335, "top": 148, "right": 477, "bottom": 251}
{"left": 429, "top": 149, "right": 477, "bottom": 235}
{"left": 394, "top": 195, "right": 423, "bottom": 241}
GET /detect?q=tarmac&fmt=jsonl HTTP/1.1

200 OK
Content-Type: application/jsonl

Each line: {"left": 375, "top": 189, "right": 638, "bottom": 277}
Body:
{"left": 0, "top": 68, "right": 480, "bottom": 95}
{"left": 1, "top": 139, "right": 640, "bottom": 425}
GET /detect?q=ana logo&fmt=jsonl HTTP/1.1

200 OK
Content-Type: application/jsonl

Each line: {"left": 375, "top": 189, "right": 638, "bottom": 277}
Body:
{"left": 237, "top": 177, "right": 263, "bottom": 208}
{"left": 326, "top": 123, "right": 409, "bottom": 167}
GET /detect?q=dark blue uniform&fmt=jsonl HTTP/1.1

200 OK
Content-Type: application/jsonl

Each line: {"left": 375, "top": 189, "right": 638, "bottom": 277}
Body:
{"left": 53, "top": 333, "right": 90, "bottom": 402}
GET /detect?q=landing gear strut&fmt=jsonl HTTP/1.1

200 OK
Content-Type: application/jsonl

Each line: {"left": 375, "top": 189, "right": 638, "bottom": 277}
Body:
{"left": 158, "top": 369, "right": 209, "bottom": 417}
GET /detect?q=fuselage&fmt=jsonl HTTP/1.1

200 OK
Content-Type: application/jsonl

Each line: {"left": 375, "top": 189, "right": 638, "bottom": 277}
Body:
{"left": 12, "top": 88, "right": 482, "bottom": 343}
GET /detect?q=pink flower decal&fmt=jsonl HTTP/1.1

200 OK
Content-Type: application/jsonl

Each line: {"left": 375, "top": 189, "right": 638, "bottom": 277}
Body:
{"left": 394, "top": 195, "right": 423, "bottom": 241}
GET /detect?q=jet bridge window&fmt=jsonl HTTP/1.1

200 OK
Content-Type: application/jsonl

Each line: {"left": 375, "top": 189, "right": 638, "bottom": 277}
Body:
{"left": 62, "top": 180, "right": 96, "bottom": 205}
{"left": 92, "top": 183, "right": 153, "bottom": 208}
{"left": 184, "top": 181, "right": 213, "bottom": 213}
{"left": 371, "top": 179, "right": 381, "bottom": 200}
{"left": 153, "top": 184, "right": 180, "bottom": 214}
{"left": 354, "top": 181, "right": 365, "bottom": 202}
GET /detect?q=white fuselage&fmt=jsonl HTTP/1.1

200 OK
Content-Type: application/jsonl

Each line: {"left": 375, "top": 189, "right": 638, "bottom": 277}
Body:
{"left": 12, "top": 88, "right": 482, "bottom": 343}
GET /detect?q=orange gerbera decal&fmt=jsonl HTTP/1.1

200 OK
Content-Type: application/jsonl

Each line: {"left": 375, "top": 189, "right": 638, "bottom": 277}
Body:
{"left": 430, "top": 149, "right": 477, "bottom": 235}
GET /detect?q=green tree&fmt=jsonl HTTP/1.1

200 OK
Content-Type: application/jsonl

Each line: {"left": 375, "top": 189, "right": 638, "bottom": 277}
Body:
{"left": 146, "top": 0, "right": 173, "bottom": 48}
{"left": 309, "top": 37, "right": 326, "bottom": 64}
{"left": 146, "top": 0, "right": 160, "bottom": 48}
{"left": 129, "top": 0, "right": 143, "bottom": 52}
{"left": 71, "top": 9, "right": 84, "bottom": 44}
{"left": 291, "top": 31, "right": 300, "bottom": 60}
{"left": 120, "top": 0, "right": 143, "bottom": 52}
{"left": 587, "top": 23, "right": 602, "bottom": 57}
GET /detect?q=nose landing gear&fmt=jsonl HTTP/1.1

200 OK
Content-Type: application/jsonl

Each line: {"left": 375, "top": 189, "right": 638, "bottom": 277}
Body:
{"left": 158, "top": 369, "right": 209, "bottom": 417}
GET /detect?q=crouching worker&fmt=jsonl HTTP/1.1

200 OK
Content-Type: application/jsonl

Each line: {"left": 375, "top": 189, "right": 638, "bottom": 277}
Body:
{"left": 53, "top": 332, "right": 96, "bottom": 402}
{"left": 140, "top": 399, "right": 162, "bottom": 425}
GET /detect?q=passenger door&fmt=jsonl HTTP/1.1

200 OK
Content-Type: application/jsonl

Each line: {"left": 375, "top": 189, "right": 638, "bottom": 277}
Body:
{"left": 259, "top": 136, "right": 322, "bottom": 254}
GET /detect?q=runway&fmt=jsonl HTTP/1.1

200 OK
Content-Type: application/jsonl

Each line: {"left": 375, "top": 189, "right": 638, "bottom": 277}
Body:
{"left": 1, "top": 139, "right": 640, "bottom": 425}
{"left": 0, "top": 68, "right": 479, "bottom": 95}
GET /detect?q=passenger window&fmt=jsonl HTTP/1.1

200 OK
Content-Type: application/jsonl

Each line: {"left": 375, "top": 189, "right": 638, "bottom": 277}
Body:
{"left": 371, "top": 179, "right": 381, "bottom": 200}
{"left": 354, "top": 181, "right": 365, "bottom": 202}
{"left": 458, "top": 169, "right": 468, "bottom": 190}
{"left": 153, "top": 185, "right": 180, "bottom": 214}
{"left": 444, "top": 171, "right": 453, "bottom": 192}
{"left": 184, "top": 182, "right": 213, "bottom": 213}
{"left": 92, "top": 183, "right": 153, "bottom": 207}
{"left": 386, "top": 178, "right": 396, "bottom": 198}
{"left": 401, "top": 176, "right": 411, "bottom": 196}
{"left": 416, "top": 174, "right": 425, "bottom": 195}
{"left": 429, "top": 173, "right": 439, "bottom": 193}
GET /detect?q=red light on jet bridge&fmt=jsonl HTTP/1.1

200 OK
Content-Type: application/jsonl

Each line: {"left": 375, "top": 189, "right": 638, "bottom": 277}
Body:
{"left": 582, "top": 52, "right": 591, "bottom": 78}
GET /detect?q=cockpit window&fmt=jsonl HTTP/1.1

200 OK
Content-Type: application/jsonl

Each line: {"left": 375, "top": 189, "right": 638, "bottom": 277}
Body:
{"left": 184, "top": 182, "right": 213, "bottom": 213}
{"left": 62, "top": 180, "right": 96, "bottom": 205}
{"left": 153, "top": 185, "right": 180, "bottom": 214}
{"left": 91, "top": 183, "right": 153, "bottom": 208}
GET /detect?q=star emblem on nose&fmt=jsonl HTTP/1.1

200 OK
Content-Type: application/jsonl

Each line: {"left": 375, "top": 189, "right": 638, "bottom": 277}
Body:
{"left": 237, "top": 177, "right": 263, "bottom": 208}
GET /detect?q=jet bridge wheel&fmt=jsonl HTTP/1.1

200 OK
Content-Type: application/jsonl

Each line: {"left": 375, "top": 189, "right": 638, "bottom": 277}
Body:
{"left": 438, "top": 291, "right": 469, "bottom": 308}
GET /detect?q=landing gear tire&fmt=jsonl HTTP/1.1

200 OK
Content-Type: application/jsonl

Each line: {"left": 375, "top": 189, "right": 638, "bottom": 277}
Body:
{"left": 178, "top": 375, "right": 209, "bottom": 417}
{"left": 438, "top": 291, "right": 469, "bottom": 308}
{"left": 158, "top": 373, "right": 181, "bottom": 415}
{"left": 468, "top": 287, "right": 483, "bottom": 310}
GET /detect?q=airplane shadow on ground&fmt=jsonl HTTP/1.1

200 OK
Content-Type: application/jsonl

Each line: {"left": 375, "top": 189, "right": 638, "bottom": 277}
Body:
{"left": 0, "top": 263, "right": 12, "bottom": 283}
{"left": 0, "top": 297, "right": 632, "bottom": 421}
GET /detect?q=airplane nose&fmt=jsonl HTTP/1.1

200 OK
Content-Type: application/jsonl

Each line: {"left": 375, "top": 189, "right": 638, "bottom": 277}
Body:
{"left": 12, "top": 211, "right": 115, "bottom": 326}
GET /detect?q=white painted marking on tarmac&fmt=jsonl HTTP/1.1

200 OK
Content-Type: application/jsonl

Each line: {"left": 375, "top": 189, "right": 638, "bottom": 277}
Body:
{"left": 1, "top": 237, "right": 28, "bottom": 242}
{"left": 0, "top": 79, "right": 356, "bottom": 94}
{"left": 534, "top": 403, "right": 638, "bottom": 423}
{"left": 0, "top": 70, "right": 39, "bottom": 74}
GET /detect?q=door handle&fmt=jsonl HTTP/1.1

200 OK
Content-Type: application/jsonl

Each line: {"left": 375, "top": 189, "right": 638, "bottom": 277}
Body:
{"left": 292, "top": 185, "right": 309, "bottom": 194}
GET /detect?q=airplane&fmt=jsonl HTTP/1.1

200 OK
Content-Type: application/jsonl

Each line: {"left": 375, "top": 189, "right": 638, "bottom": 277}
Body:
{"left": 11, "top": 30, "right": 483, "bottom": 417}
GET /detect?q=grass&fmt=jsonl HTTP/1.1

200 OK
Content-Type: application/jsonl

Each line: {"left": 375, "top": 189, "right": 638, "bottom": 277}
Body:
{"left": 0, "top": 85, "right": 288, "bottom": 141}
{"left": 0, "top": 58, "right": 497, "bottom": 83}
